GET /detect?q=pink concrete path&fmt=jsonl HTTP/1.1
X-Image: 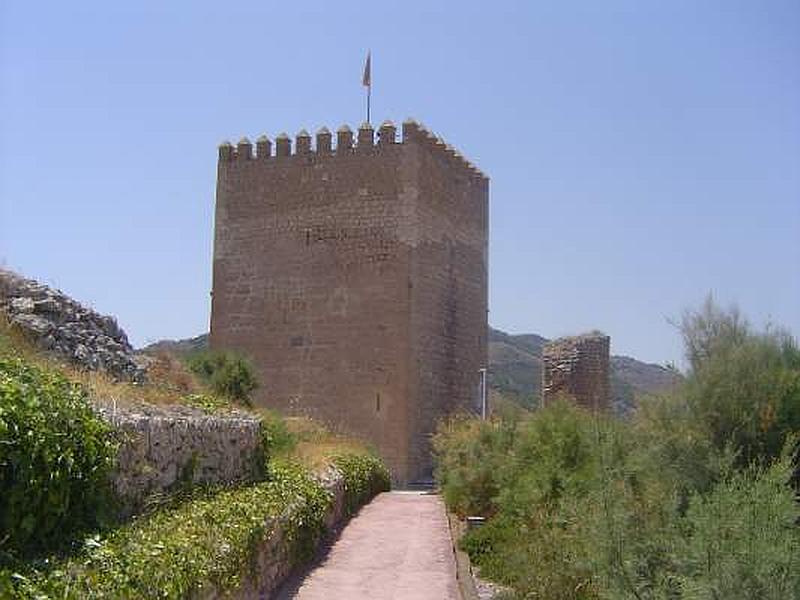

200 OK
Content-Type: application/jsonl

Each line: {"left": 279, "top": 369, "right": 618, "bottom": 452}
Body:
{"left": 279, "top": 491, "right": 460, "bottom": 600}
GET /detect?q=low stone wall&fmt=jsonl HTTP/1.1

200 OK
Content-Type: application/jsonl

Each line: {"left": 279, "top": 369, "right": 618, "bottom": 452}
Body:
{"left": 196, "top": 466, "right": 350, "bottom": 599}
{"left": 94, "top": 400, "right": 263, "bottom": 514}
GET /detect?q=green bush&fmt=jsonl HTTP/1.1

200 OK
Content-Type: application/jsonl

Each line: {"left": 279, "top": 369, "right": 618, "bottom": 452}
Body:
{"left": 3, "top": 451, "right": 391, "bottom": 599}
{"left": 6, "top": 461, "right": 329, "bottom": 599}
{"left": 0, "top": 354, "right": 118, "bottom": 561}
{"left": 259, "top": 409, "right": 297, "bottom": 458}
{"left": 679, "top": 297, "right": 800, "bottom": 467}
{"left": 678, "top": 452, "right": 800, "bottom": 599}
{"left": 332, "top": 453, "right": 391, "bottom": 516}
{"left": 186, "top": 350, "right": 258, "bottom": 405}
{"left": 437, "top": 388, "right": 800, "bottom": 598}
{"left": 432, "top": 415, "right": 517, "bottom": 517}
{"left": 434, "top": 300, "right": 800, "bottom": 600}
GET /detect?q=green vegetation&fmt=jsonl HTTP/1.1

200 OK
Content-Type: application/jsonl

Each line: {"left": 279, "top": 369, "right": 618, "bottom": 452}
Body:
{"left": 187, "top": 350, "right": 259, "bottom": 406}
{"left": 0, "top": 322, "right": 389, "bottom": 599}
{"left": 435, "top": 300, "right": 800, "bottom": 599}
{"left": 0, "top": 354, "right": 118, "bottom": 561}
{"left": 3, "top": 454, "right": 388, "bottom": 599}
{"left": 332, "top": 453, "right": 392, "bottom": 516}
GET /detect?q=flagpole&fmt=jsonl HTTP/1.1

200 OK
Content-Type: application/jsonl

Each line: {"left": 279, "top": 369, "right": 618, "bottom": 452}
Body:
{"left": 363, "top": 51, "right": 371, "bottom": 124}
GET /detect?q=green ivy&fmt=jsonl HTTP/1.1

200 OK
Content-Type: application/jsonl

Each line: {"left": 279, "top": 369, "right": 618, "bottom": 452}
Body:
{"left": 0, "top": 354, "right": 118, "bottom": 561}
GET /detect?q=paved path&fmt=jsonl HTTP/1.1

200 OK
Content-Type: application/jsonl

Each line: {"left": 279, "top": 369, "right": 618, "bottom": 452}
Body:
{"left": 277, "top": 491, "right": 460, "bottom": 600}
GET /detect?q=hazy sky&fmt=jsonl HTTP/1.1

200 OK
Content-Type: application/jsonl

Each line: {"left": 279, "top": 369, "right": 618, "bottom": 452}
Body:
{"left": 1, "top": 1, "right": 798, "bottom": 366}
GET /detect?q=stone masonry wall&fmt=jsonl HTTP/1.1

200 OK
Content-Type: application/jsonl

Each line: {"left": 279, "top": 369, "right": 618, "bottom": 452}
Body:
{"left": 0, "top": 269, "right": 263, "bottom": 512}
{"left": 404, "top": 122, "right": 489, "bottom": 479}
{"left": 210, "top": 120, "right": 488, "bottom": 485}
{"left": 94, "top": 400, "right": 263, "bottom": 515}
{"left": 542, "top": 334, "right": 611, "bottom": 411}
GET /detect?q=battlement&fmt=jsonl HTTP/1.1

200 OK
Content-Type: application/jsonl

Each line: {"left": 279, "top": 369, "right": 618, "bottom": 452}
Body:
{"left": 218, "top": 119, "right": 487, "bottom": 182}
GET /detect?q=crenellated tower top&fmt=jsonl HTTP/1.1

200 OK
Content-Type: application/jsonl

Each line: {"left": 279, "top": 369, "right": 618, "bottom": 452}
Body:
{"left": 218, "top": 118, "right": 487, "bottom": 182}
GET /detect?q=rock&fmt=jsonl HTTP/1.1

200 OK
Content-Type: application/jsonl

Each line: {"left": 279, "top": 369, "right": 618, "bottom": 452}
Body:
{"left": 74, "top": 343, "right": 90, "bottom": 362}
{"left": 10, "top": 297, "right": 34, "bottom": 313}
{"left": 33, "top": 297, "right": 60, "bottom": 314}
{"left": 0, "top": 269, "right": 147, "bottom": 382}
{"left": 11, "top": 313, "right": 53, "bottom": 336}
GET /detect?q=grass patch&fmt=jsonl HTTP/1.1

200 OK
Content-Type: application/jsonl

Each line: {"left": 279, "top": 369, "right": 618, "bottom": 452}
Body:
{"left": 0, "top": 316, "right": 233, "bottom": 413}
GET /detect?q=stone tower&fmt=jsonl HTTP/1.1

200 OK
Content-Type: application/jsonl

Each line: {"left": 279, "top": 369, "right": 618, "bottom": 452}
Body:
{"left": 542, "top": 334, "right": 611, "bottom": 411}
{"left": 210, "top": 120, "right": 489, "bottom": 485}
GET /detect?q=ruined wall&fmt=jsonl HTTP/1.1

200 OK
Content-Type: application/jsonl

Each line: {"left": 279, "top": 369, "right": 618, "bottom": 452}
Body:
{"left": 210, "top": 120, "right": 488, "bottom": 485}
{"left": 542, "top": 334, "right": 610, "bottom": 411}
{"left": 94, "top": 401, "right": 263, "bottom": 514}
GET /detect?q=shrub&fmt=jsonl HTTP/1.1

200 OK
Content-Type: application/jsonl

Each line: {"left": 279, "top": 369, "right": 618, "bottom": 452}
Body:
{"left": 0, "top": 354, "right": 118, "bottom": 561}
{"left": 186, "top": 350, "right": 258, "bottom": 405}
{"left": 6, "top": 461, "right": 330, "bottom": 599}
{"left": 4, "top": 452, "right": 391, "bottom": 599}
{"left": 259, "top": 409, "right": 297, "bottom": 458}
{"left": 678, "top": 451, "right": 800, "bottom": 599}
{"left": 438, "top": 400, "right": 799, "bottom": 598}
{"left": 332, "top": 453, "right": 391, "bottom": 516}
{"left": 678, "top": 297, "right": 800, "bottom": 466}
{"left": 432, "top": 415, "right": 517, "bottom": 517}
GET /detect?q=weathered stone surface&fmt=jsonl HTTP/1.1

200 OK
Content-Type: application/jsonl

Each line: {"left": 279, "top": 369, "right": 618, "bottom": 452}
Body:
{"left": 0, "top": 269, "right": 147, "bottom": 382}
{"left": 542, "top": 333, "right": 611, "bottom": 411}
{"left": 92, "top": 400, "right": 263, "bottom": 515}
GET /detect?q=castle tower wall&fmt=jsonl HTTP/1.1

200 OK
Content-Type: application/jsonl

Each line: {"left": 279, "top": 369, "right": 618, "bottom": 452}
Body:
{"left": 542, "top": 334, "right": 611, "bottom": 411}
{"left": 211, "top": 120, "right": 488, "bottom": 485}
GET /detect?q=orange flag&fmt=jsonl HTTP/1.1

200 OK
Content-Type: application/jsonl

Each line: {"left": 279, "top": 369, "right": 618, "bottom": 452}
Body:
{"left": 362, "top": 52, "right": 371, "bottom": 87}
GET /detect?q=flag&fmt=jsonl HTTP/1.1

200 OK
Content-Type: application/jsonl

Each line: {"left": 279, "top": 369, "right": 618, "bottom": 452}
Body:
{"left": 362, "top": 52, "right": 371, "bottom": 87}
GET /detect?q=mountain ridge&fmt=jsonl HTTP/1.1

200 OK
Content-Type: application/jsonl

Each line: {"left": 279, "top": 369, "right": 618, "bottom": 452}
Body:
{"left": 143, "top": 327, "right": 682, "bottom": 414}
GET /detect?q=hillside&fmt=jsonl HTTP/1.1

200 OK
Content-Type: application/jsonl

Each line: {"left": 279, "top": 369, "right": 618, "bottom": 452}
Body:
{"left": 144, "top": 327, "right": 681, "bottom": 414}
{"left": 143, "top": 333, "right": 209, "bottom": 356}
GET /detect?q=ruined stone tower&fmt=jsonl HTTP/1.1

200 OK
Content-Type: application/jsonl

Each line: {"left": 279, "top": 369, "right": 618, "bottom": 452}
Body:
{"left": 210, "top": 120, "right": 489, "bottom": 485}
{"left": 542, "top": 334, "right": 611, "bottom": 411}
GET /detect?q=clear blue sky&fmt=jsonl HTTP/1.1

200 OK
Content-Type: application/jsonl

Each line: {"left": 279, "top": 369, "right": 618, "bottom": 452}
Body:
{"left": 1, "top": 1, "right": 798, "bottom": 366}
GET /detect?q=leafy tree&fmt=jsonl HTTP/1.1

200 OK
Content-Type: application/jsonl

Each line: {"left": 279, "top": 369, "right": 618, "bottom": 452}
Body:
{"left": 679, "top": 296, "right": 800, "bottom": 466}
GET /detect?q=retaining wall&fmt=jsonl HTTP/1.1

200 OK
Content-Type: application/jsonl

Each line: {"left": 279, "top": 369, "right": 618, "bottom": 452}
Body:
{"left": 94, "top": 401, "right": 263, "bottom": 514}
{"left": 197, "top": 466, "right": 350, "bottom": 599}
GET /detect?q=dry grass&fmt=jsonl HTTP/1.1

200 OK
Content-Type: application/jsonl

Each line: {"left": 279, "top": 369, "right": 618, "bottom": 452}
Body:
{"left": 273, "top": 415, "right": 374, "bottom": 470}
{"left": 0, "top": 315, "right": 207, "bottom": 408}
{"left": 2, "top": 316, "right": 378, "bottom": 468}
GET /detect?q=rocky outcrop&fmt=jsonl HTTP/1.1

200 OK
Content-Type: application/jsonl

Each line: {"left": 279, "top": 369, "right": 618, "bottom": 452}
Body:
{"left": 0, "top": 269, "right": 146, "bottom": 381}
